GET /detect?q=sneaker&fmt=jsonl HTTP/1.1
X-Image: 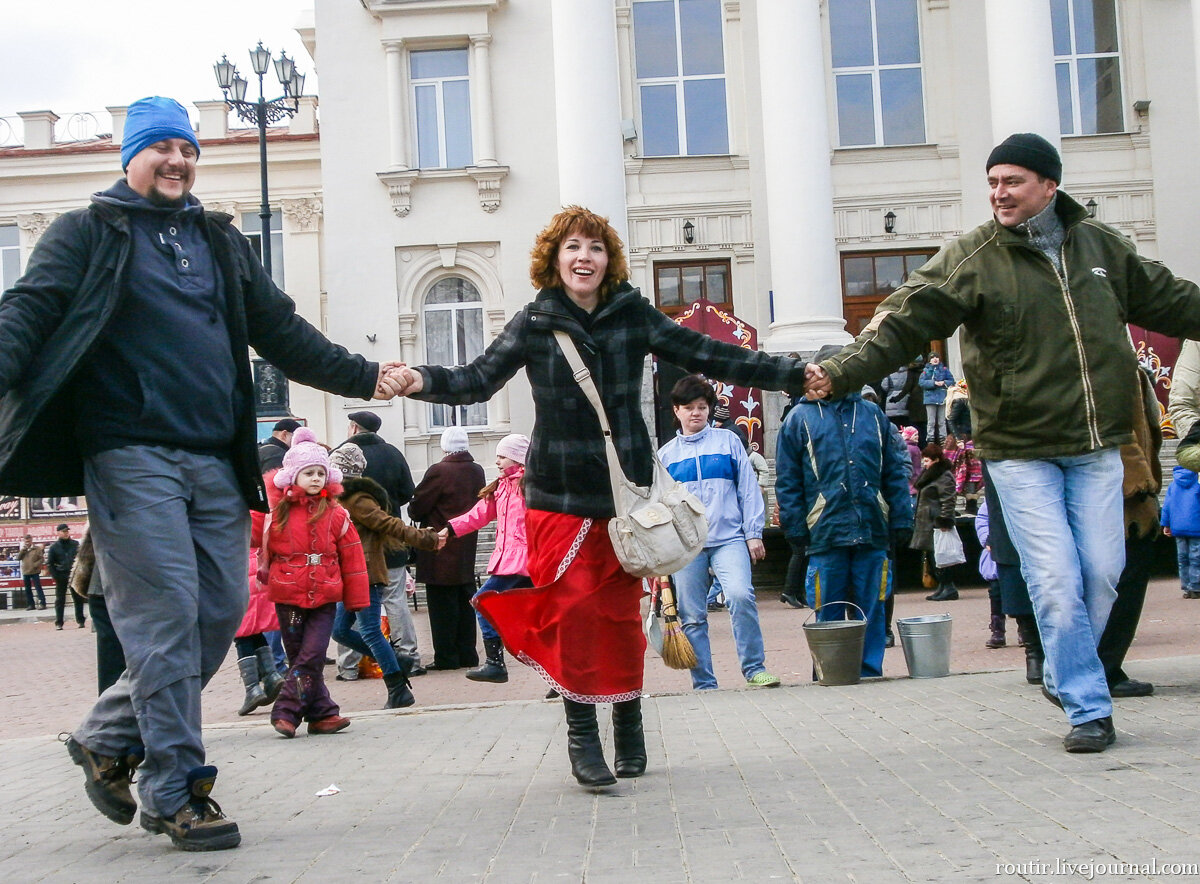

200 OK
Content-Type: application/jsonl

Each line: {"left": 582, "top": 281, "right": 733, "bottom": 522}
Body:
{"left": 65, "top": 735, "right": 142, "bottom": 826}
{"left": 307, "top": 715, "right": 351, "bottom": 735}
{"left": 139, "top": 766, "right": 240, "bottom": 851}
{"left": 747, "top": 671, "right": 781, "bottom": 687}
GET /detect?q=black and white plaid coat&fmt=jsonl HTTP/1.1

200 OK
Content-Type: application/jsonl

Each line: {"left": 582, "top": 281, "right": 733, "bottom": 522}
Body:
{"left": 413, "top": 284, "right": 808, "bottom": 518}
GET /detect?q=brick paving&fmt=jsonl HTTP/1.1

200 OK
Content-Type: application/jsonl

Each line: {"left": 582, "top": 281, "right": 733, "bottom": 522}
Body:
{"left": 2, "top": 581, "right": 1199, "bottom": 881}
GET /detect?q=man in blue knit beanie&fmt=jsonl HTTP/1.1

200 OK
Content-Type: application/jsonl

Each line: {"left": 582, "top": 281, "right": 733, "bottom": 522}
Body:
{"left": 0, "top": 96, "right": 407, "bottom": 850}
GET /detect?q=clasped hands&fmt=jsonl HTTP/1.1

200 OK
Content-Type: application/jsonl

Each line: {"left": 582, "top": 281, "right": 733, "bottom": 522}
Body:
{"left": 372, "top": 362, "right": 425, "bottom": 400}
{"left": 803, "top": 362, "right": 832, "bottom": 401}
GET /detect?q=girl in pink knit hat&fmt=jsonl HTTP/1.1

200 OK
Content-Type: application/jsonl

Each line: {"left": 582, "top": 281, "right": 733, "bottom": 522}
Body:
{"left": 253, "top": 428, "right": 370, "bottom": 738}
{"left": 440, "top": 433, "right": 532, "bottom": 685}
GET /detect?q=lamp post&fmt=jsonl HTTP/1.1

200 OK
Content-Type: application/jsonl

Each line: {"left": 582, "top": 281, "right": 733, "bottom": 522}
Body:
{"left": 213, "top": 42, "right": 305, "bottom": 278}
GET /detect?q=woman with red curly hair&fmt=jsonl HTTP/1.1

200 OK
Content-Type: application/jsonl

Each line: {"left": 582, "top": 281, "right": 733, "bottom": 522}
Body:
{"left": 394, "top": 206, "right": 810, "bottom": 788}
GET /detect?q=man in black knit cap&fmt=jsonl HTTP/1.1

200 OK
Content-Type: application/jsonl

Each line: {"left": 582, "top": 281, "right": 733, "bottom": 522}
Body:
{"left": 806, "top": 132, "right": 1200, "bottom": 754}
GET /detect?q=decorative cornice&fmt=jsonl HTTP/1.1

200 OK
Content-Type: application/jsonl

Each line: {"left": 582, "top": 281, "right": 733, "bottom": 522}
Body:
{"left": 377, "top": 165, "right": 509, "bottom": 216}
{"left": 625, "top": 154, "right": 750, "bottom": 174}
{"left": 16, "top": 212, "right": 57, "bottom": 242}
{"left": 377, "top": 168, "right": 420, "bottom": 217}
{"left": 282, "top": 197, "right": 324, "bottom": 232}
{"left": 466, "top": 165, "right": 509, "bottom": 213}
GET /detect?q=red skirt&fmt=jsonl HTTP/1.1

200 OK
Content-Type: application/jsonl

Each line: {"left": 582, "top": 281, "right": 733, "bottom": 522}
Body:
{"left": 475, "top": 509, "right": 645, "bottom": 703}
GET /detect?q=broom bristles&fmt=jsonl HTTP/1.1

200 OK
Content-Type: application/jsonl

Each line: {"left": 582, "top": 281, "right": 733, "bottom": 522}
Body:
{"left": 661, "top": 621, "right": 697, "bottom": 669}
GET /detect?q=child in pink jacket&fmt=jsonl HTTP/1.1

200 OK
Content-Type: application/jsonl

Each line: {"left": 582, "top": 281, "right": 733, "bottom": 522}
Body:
{"left": 441, "top": 434, "right": 531, "bottom": 684}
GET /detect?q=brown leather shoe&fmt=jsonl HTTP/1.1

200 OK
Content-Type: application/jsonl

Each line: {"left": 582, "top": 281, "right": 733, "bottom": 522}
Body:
{"left": 272, "top": 719, "right": 297, "bottom": 739}
{"left": 307, "top": 715, "right": 351, "bottom": 735}
{"left": 65, "top": 735, "right": 142, "bottom": 825}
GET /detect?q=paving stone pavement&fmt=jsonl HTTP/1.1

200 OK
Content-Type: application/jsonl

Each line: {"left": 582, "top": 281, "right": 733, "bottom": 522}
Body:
{"left": 4, "top": 656, "right": 1200, "bottom": 883}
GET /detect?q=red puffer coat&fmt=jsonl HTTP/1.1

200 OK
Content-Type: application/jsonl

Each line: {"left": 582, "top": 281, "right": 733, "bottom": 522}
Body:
{"left": 254, "top": 485, "right": 369, "bottom": 610}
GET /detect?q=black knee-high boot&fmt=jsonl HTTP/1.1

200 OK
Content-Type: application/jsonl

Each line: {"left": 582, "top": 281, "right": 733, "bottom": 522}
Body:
{"left": 563, "top": 699, "right": 616, "bottom": 787}
{"left": 611, "top": 698, "right": 646, "bottom": 778}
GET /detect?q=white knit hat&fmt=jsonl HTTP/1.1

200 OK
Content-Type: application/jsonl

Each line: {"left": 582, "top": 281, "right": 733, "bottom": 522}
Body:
{"left": 440, "top": 426, "right": 469, "bottom": 453}
{"left": 495, "top": 433, "right": 530, "bottom": 465}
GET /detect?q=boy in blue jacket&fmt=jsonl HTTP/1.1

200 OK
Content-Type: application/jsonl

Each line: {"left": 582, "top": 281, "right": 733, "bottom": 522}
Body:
{"left": 776, "top": 346, "right": 914, "bottom": 677}
{"left": 1162, "top": 466, "right": 1200, "bottom": 598}
{"left": 659, "top": 375, "right": 780, "bottom": 690}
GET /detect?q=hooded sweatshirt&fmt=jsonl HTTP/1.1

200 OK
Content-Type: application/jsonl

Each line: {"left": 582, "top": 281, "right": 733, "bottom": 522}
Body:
{"left": 72, "top": 180, "right": 238, "bottom": 456}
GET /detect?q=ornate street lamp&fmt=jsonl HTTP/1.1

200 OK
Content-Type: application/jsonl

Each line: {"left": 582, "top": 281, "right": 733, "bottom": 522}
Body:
{"left": 213, "top": 42, "right": 305, "bottom": 277}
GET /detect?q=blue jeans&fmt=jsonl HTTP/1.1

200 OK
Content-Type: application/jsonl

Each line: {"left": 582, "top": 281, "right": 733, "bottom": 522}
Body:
{"left": 473, "top": 573, "right": 533, "bottom": 641}
{"left": 805, "top": 546, "right": 890, "bottom": 678}
{"left": 333, "top": 584, "right": 401, "bottom": 677}
{"left": 987, "top": 449, "right": 1123, "bottom": 725}
{"left": 23, "top": 573, "right": 45, "bottom": 607}
{"left": 1176, "top": 537, "right": 1200, "bottom": 592}
{"left": 674, "top": 541, "right": 767, "bottom": 689}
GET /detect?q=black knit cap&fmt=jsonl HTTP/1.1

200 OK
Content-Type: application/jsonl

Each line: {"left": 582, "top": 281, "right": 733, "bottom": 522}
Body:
{"left": 986, "top": 133, "right": 1062, "bottom": 183}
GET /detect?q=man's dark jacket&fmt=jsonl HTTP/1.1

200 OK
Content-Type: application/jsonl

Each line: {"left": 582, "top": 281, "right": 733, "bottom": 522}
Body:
{"left": 46, "top": 536, "right": 80, "bottom": 582}
{"left": 258, "top": 436, "right": 288, "bottom": 473}
{"left": 0, "top": 195, "right": 379, "bottom": 511}
{"left": 346, "top": 431, "right": 415, "bottom": 510}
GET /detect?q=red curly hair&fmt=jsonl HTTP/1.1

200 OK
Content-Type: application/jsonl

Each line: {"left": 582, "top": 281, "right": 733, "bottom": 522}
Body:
{"left": 529, "top": 206, "right": 630, "bottom": 301}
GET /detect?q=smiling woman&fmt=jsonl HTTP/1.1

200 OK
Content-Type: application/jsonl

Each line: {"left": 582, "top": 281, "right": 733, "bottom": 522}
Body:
{"left": 396, "top": 205, "right": 811, "bottom": 790}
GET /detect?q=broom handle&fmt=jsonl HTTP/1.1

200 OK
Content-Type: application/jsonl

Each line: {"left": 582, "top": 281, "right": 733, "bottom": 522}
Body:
{"left": 660, "top": 576, "right": 679, "bottom": 617}
{"left": 553, "top": 330, "right": 633, "bottom": 506}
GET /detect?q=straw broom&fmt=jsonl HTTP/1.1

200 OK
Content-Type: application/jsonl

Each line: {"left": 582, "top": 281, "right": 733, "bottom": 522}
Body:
{"left": 659, "top": 576, "right": 697, "bottom": 670}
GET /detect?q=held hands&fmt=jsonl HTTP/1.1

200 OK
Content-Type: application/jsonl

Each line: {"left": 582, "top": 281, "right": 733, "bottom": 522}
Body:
{"left": 436, "top": 528, "right": 449, "bottom": 550}
{"left": 372, "top": 363, "right": 425, "bottom": 399}
{"left": 747, "top": 538, "right": 766, "bottom": 564}
{"left": 804, "top": 362, "right": 832, "bottom": 401}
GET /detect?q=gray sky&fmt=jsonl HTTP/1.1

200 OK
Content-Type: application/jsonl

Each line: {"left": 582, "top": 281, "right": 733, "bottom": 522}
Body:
{"left": 1, "top": 1, "right": 317, "bottom": 133}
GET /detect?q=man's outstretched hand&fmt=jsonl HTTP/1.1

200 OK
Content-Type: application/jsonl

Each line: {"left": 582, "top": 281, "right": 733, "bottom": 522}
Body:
{"left": 804, "top": 362, "right": 832, "bottom": 401}
{"left": 372, "top": 363, "right": 425, "bottom": 399}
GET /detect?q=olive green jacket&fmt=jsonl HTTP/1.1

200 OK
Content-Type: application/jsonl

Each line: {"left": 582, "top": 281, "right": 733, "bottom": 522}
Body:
{"left": 822, "top": 192, "right": 1200, "bottom": 460}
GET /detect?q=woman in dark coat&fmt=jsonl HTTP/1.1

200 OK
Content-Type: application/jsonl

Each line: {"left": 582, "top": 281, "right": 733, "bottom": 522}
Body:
{"left": 391, "top": 206, "right": 809, "bottom": 788}
{"left": 408, "top": 428, "right": 486, "bottom": 670}
{"left": 912, "top": 443, "right": 959, "bottom": 601}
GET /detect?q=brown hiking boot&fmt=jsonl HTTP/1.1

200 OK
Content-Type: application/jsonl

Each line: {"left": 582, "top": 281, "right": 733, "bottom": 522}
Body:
{"left": 307, "top": 715, "right": 351, "bottom": 735}
{"left": 65, "top": 735, "right": 142, "bottom": 825}
{"left": 139, "top": 766, "right": 240, "bottom": 851}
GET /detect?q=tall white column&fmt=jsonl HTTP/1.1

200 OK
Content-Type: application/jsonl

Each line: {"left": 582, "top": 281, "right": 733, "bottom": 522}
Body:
{"left": 984, "top": 0, "right": 1061, "bottom": 147}
{"left": 550, "top": 0, "right": 628, "bottom": 244}
{"left": 470, "top": 34, "right": 497, "bottom": 165}
{"left": 383, "top": 40, "right": 409, "bottom": 170}
{"left": 757, "top": 1, "right": 848, "bottom": 353}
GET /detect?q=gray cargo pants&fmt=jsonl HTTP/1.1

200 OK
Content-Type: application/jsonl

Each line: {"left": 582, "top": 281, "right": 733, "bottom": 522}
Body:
{"left": 73, "top": 447, "right": 249, "bottom": 818}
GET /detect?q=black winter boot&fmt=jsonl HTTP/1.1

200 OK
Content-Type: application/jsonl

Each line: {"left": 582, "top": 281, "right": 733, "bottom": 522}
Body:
{"left": 612, "top": 698, "right": 647, "bottom": 778}
{"left": 465, "top": 637, "right": 509, "bottom": 683}
{"left": 383, "top": 669, "right": 415, "bottom": 709}
{"left": 1015, "top": 615, "right": 1043, "bottom": 684}
{"left": 985, "top": 615, "right": 1006, "bottom": 649}
{"left": 255, "top": 646, "right": 285, "bottom": 701}
{"left": 563, "top": 699, "right": 616, "bottom": 787}
{"left": 236, "top": 657, "right": 268, "bottom": 716}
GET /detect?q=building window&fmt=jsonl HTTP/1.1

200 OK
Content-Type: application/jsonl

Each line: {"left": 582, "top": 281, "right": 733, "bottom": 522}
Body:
{"left": 241, "top": 211, "right": 284, "bottom": 289}
{"left": 841, "top": 249, "right": 935, "bottom": 336}
{"left": 411, "top": 48, "right": 473, "bottom": 169}
{"left": 829, "top": 0, "right": 926, "bottom": 147}
{"left": 1052, "top": 0, "right": 1123, "bottom": 135}
{"left": 632, "top": 0, "right": 729, "bottom": 157}
{"left": 423, "top": 276, "right": 488, "bottom": 429}
{"left": 0, "top": 226, "right": 19, "bottom": 290}
{"left": 653, "top": 259, "right": 732, "bottom": 317}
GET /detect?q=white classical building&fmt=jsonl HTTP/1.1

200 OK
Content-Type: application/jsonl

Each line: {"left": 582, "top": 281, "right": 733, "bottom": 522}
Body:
{"left": 3, "top": 0, "right": 1199, "bottom": 478}
{"left": 310, "top": 0, "right": 1200, "bottom": 472}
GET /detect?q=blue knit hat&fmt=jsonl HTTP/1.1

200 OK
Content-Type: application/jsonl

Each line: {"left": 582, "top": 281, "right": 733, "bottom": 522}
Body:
{"left": 121, "top": 97, "right": 200, "bottom": 171}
